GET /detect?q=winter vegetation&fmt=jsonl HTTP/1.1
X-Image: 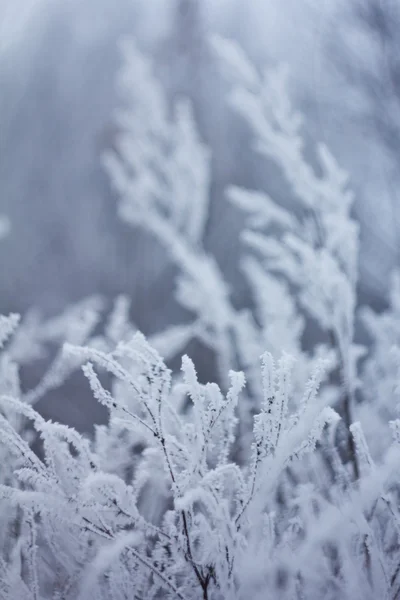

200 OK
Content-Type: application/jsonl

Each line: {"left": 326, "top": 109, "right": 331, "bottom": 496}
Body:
{"left": 2, "top": 35, "right": 400, "bottom": 600}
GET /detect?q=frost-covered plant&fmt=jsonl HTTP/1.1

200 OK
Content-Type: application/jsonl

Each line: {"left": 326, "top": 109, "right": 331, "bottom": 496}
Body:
{"left": 103, "top": 39, "right": 236, "bottom": 390}
{"left": 105, "top": 38, "right": 364, "bottom": 473}
{"left": 0, "top": 330, "right": 340, "bottom": 599}
{"left": 2, "top": 33, "right": 400, "bottom": 600}
{"left": 2, "top": 326, "right": 400, "bottom": 599}
{"left": 211, "top": 36, "right": 368, "bottom": 476}
{"left": 0, "top": 293, "right": 141, "bottom": 592}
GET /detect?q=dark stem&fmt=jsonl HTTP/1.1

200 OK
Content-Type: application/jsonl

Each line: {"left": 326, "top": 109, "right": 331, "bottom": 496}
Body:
{"left": 329, "top": 329, "right": 359, "bottom": 481}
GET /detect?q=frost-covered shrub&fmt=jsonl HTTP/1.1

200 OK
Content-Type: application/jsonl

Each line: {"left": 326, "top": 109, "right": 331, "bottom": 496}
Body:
{"left": 104, "top": 37, "right": 362, "bottom": 472}
{"left": 1, "top": 36, "right": 400, "bottom": 600}
{"left": 0, "top": 328, "right": 356, "bottom": 598}
{"left": 1, "top": 317, "right": 400, "bottom": 599}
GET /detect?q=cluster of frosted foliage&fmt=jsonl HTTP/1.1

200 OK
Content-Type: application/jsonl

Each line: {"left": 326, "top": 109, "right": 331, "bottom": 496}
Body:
{"left": 105, "top": 37, "right": 362, "bottom": 467}
{"left": 1, "top": 37, "right": 400, "bottom": 600}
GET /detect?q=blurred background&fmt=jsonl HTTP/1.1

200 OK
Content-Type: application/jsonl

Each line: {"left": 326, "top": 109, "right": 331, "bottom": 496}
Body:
{"left": 1, "top": 0, "right": 399, "bottom": 426}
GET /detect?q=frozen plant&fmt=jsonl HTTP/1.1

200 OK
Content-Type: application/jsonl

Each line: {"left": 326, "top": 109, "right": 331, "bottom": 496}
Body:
{"left": 1, "top": 32, "right": 400, "bottom": 600}
{"left": 105, "top": 37, "right": 363, "bottom": 472}
{"left": 0, "top": 331, "right": 341, "bottom": 599}
{"left": 0, "top": 326, "right": 400, "bottom": 598}
{"left": 103, "top": 39, "right": 237, "bottom": 390}
{"left": 211, "top": 35, "right": 367, "bottom": 478}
